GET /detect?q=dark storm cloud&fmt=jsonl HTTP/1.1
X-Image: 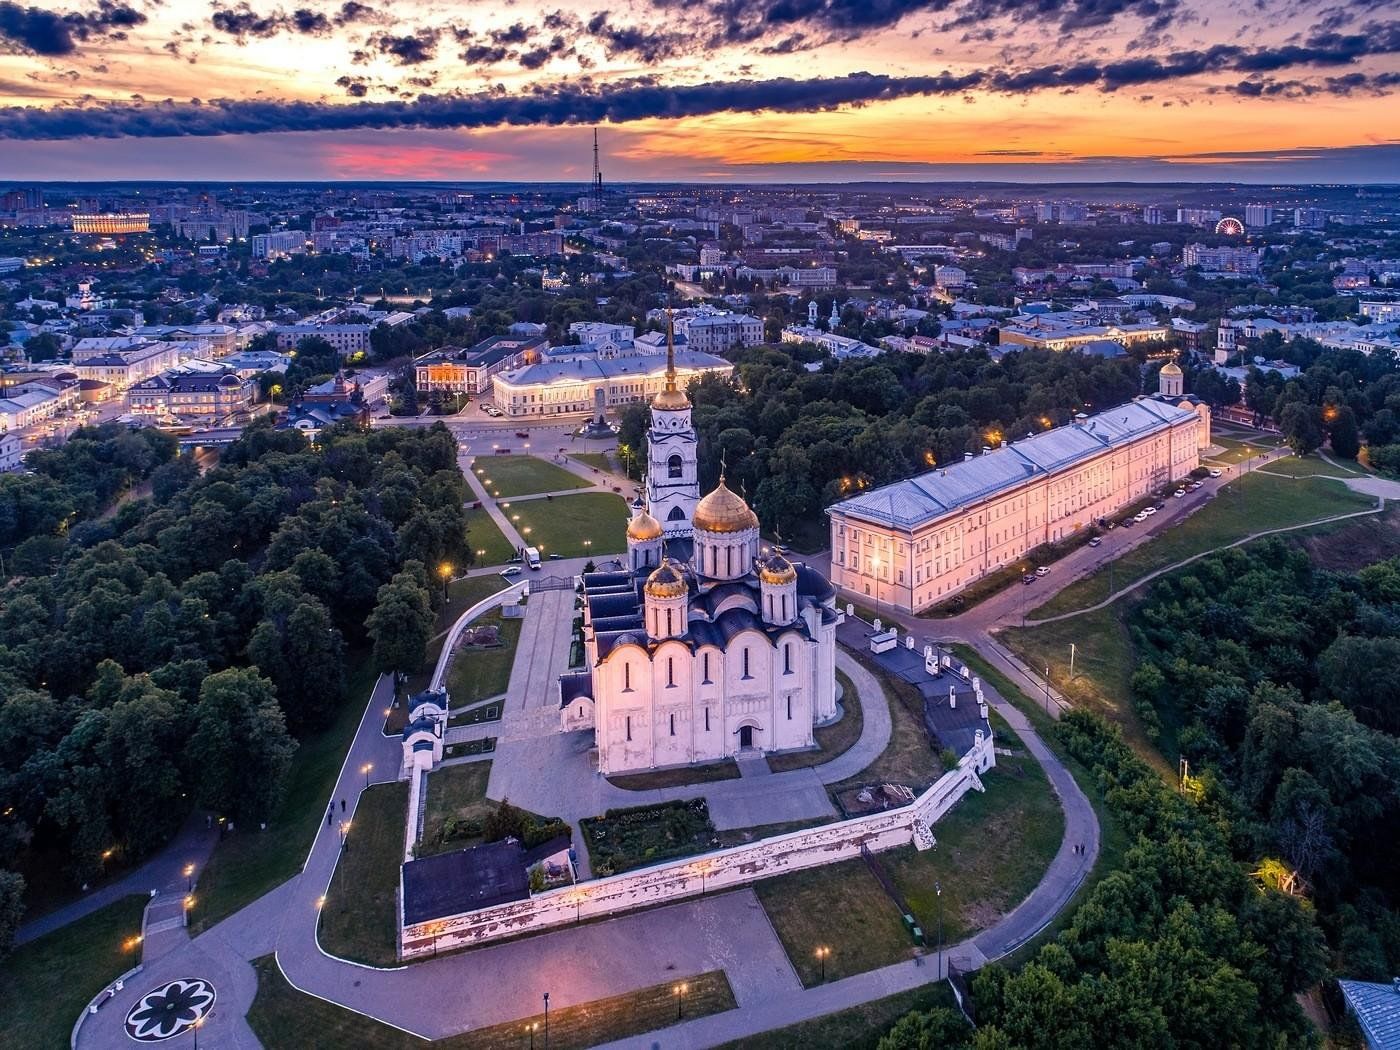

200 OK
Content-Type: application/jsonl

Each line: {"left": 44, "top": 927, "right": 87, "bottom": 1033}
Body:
{"left": 0, "top": 69, "right": 985, "bottom": 138}
{"left": 209, "top": 0, "right": 377, "bottom": 40}
{"left": 0, "top": 0, "right": 145, "bottom": 56}
{"left": 364, "top": 26, "right": 437, "bottom": 64}
{"left": 5, "top": 17, "right": 1400, "bottom": 141}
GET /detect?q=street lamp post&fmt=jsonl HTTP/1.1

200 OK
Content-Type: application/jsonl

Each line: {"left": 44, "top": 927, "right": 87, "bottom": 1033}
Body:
{"left": 935, "top": 881, "right": 943, "bottom": 978}
{"left": 361, "top": 763, "right": 373, "bottom": 790}
{"left": 438, "top": 562, "right": 452, "bottom": 602}
{"left": 816, "top": 945, "right": 830, "bottom": 982}
{"left": 543, "top": 992, "right": 550, "bottom": 1050}
{"left": 1043, "top": 666, "right": 1051, "bottom": 715}
{"left": 192, "top": 1015, "right": 204, "bottom": 1049}
{"left": 675, "top": 982, "right": 688, "bottom": 1020}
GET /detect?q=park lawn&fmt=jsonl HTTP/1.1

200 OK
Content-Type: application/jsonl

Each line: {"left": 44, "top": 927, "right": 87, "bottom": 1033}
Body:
{"left": 445, "top": 611, "right": 521, "bottom": 705}
{"left": 714, "top": 982, "right": 959, "bottom": 1050}
{"left": 395, "top": 576, "right": 510, "bottom": 720}
{"left": 1002, "top": 603, "right": 1153, "bottom": 754}
{"left": 828, "top": 648, "right": 942, "bottom": 801}
{"left": 418, "top": 762, "right": 496, "bottom": 857}
{"left": 768, "top": 669, "right": 865, "bottom": 773}
{"left": 471, "top": 455, "right": 589, "bottom": 498}
{"left": 191, "top": 655, "right": 378, "bottom": 934}
{"left": 0, "top": 894, "right": 147, "bottom": 1050}
{"left": 606, "top": 759, "right": 740, "bottom": 790}
{"left": 1295, "top": 505, "right": 1400, "bottom": 572}
{"left": 946, "top": 644, "right": 1132, "bottom": 962}
{"left": 463, "top": 506, "right": 515, "bottom": 566}
{"left": 510, "top": 492, "right": 629, "bottom": 558}
{"left": 319, "top": 781, "right": 409, "bottom": 967}
{"left": 1030, "top": 472, "right": 1375, "bottom": 619}
{"left": 571, "top": 451, "right": 615, "bottom": 473}
{"left": 1255, "top": 454, "right": 1363, "bottom": 479}
{"left": 247, "top": 955, "right": 736, "bottom": 1050}
{"left": 883, "top": 750, "right": 1064, "bottom": 947}
{"left": 755, "top": 857, "right": 914, "bottom": 986}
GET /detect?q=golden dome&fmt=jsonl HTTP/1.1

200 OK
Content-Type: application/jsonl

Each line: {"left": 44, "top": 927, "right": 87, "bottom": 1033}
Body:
{"left": 652, "top": 384, "right": 691, "bottom": 410}
{"left": 627, "top": 508, "right": 663, "bottom": 541}
{"left": 1160, "top": 361, "right": 1183, "bottom": 376}
{"left": 758, "top": 551, "right": 797, "bottom": 585}
{"left": 694, "top": 478, "right": 759, "bottom": 534}
{"left": 644, "top": 559, "right": 687, "bottom": 599}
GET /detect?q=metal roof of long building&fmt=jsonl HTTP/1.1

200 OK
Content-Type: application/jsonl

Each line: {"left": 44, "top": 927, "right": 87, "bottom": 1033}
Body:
{"left": 830, "top": 398, "right": 1197, "bottom": 531}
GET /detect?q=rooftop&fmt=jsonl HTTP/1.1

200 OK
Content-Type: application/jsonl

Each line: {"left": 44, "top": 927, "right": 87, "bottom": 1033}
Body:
{"left": 831, "top": 399, "right": 1197, "bottom": 531}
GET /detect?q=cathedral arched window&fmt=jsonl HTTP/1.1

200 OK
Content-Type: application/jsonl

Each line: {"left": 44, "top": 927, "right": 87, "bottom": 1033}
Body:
{"left": 783, "top": 643, "right": 792, "bottom": 675}
{"left": 668, "top": 506, "right": 686, "bottom": 521}
{"left": 741, "top": 648, "right": 751, "bottom": 679}
{"left": 667, "top": 657, "right": 675, "bottom": 687}
{"left": 668, "top": 454, "right": 683, "bottom": 479}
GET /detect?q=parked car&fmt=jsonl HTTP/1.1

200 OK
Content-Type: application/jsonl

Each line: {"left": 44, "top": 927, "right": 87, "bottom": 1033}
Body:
{"left": 1121, "top": 518, "right": 1135, "bottom": 527}
{"left": 548, "top": 553, "right": 562, "bottom": 560}
{"left": 1144, "top": 506, "right": 1158, "bottom": 517}
{"left": 499, "top": 566, "right": 522, "bottom": 577}
{"left": 1088, "top": 536, "right": 1102, "bottom": 547}
{"left": 516, "top": 430, "right": 530, "bottom": 439}
{"left": 1209, "top": 468, "right": 1223, "bottom": 478}
{"left": 1174, "top": 488, "right": 1186, "bottom": 498}
{"left": 1134, "top": 511, "right": 1148, "bottom": 522}
{"left": 1022, "top": 574, "right": 1036, "bottom": 585}
{"left": 1035, "top": 566, "right": 1049, "bottom": 577}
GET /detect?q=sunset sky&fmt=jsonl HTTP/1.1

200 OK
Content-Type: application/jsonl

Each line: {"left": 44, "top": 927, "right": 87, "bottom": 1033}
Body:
{"left": 1, "top": 0, "right": 1398, "bottom": 181}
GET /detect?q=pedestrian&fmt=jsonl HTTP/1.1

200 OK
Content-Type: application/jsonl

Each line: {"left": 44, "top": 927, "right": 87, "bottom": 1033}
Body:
{"left": 340, "top": 799, "right": 346, "bottom": 813}
{"left": 326, "top": 809, "right": 332, "bottom": 826}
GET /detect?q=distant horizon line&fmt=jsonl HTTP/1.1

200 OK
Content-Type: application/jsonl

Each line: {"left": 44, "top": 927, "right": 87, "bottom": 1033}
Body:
{"left": 8, "top": 178, "right": 1399, "bottom": 189}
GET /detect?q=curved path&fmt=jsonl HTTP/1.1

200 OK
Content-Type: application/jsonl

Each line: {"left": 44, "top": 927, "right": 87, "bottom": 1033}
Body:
{"left": 1025, "top": 496, "right": 1384, "bottom": 627}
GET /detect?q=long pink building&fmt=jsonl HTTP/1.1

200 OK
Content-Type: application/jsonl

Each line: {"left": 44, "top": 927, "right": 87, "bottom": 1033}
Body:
{"left": 827, "top": 398, "right": 1206, "bottom": 614}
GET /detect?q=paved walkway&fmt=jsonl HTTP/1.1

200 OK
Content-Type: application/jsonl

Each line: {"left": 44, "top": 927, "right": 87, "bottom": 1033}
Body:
{"left": 17, "top": 809, "right": 219, "bottom": 946}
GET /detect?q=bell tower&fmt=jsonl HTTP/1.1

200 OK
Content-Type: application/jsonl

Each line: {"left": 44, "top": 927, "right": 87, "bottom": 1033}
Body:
{"left": 645, "top": 312, "right": 699, "bottom": 537}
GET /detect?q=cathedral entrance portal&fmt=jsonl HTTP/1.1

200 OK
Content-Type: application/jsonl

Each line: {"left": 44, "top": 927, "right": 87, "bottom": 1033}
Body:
{"left": 739, "top": 725, "right": 754, "bottom": 749}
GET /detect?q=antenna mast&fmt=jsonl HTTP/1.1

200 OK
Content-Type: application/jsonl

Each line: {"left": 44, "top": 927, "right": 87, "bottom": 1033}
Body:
{"left": 592, "top": 127, "right": 603, "bottom": 213}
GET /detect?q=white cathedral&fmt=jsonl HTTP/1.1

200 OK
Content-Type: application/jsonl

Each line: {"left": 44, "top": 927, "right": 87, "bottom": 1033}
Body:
{"left": 559, "top": 326, "right": 842, "bottom": 775}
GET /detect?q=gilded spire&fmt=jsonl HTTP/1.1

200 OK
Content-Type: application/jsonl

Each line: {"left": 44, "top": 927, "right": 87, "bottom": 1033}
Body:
{"left": 664, "top": 308, "right": 677, "bottom": 393}
{"left": 652, "top": 306, "right": 691, "bottom": 410}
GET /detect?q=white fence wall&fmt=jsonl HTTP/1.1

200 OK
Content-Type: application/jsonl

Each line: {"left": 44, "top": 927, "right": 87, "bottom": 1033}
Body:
{"left": 400, "top": 732, "right": 994, "bottom": 958}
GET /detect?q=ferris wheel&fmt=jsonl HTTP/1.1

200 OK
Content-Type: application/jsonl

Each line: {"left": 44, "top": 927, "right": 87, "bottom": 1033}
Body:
{"left": 1215, "top": 216, "right": 1245, "bottom": 236}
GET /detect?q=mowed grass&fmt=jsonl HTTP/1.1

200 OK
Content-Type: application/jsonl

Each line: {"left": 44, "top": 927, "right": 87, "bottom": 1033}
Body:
{"left": 396, "top": 575, "right": 511, "bottom": 711}
{"left": 0, "top": 894, "right": 147, "bottom": 1050}
{"left": 191, "top": 655, "right": 378, "bottom": 934}
{"left": 1030, "top": 472, "right": 1375, "bottom": 619}
{"left": 319, "top": 780, "right": 409, "bottom": 967}
{"left": 510, "top": 491, "right": 629, "bottom": 557}
{"left": 607, "top": 759, "right": 741, "bottom": 790}
{"left": 755, "top": 857, "right": 916, "bottom": 986}
{"left": 571, "top": 451, "right": 616, "bottom": 473}
{"left": 247, "top": 955, "right": 737, "bottom": 1049}
{"left": 471, "top": 455, "right": 589, "bottom": 498}
{"left": 445, "top": 611, "right": 521, "bottom": 705}
{"left": 1254, "top": 454, "right": 1364, "bottom": 479}
{"left": 463, "top": 506, "right": 515, "bottom": 566}
{"left": 829, "top": 649, "right": 942, "bottom": 799}
{"left": 714, "top": 981, "right": 959, "bottom": 1050}
{"left": 419, "top": 761, "right": 494, "bottom": 856}
{"left": 768, "top": 668, "right": 865, "bottom": 773}
{"left": 882, "top": 749, "right": 1064, "bottom": 945}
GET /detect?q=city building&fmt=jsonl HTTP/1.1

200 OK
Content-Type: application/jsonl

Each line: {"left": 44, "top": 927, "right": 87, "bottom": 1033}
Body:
{"left": 128, "top": 371, "right": 254, "bottom": 422}
{"left": 559, "top": 368, "right": 839, "bottom": 773}
{"left": 1244, "top": 204, "right": 1274, "bottom": 227}
{"left": 0, "top": 379, "right": 80, "bottom": 430}
{"left": 780, "top": 324, "right": 883, "bottom": 359}
{"left": 70, "top": 341, "right": 186, "bottom": 389}
{"left": 1336, "top": 978, "right": 1400, "bottom": 1050}
{"left": 414, "top": 335, "right": 548, "bottom": 397}
{"left": 1176, "top": 208, "right": 1222, "bottom": 227}
{"left": 671, "top": 311, "right": 763, "bottom": 354}
{"left": 0, "top": 431, "right": 22, "bottom": 472}
{"left": 1182, "top": 243, "right": 1263, "bottom": 274}
{"left": 827, "top": 398, "right": 1205, "bottom": 613}
{"left": 251, "top": 230, "right": 308, "bottom": 259}
{"left": 490, "top": 344, "right": 732, "bottom": 418}
{"left": 70, "top": 212, "right": 150, "bottom": 234}
{"left": 1294, "top": 208, "right": 1328, "bottom": 229}
{"left": 1360, "top": 301, "right": 1400, "bottom": 324}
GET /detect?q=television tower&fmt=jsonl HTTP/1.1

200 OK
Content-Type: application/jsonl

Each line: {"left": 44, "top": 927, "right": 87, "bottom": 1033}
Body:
{"left": 592, "top": 127, "right": 604, "bottom": 213}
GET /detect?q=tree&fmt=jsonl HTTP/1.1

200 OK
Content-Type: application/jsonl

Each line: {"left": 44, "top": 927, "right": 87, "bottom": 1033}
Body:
{"left": 1328, "top": 404, "right": 1361, "bottom": 459}
{"left": 1280, "top": 402, "right": 1324, "bottom": 455}
{"left": 24, "top": 332, "right": 61, "bottom": 362}
{"left": 188, "top": 668, "right": 297, "bottom": 822}
{"left": 877, "top": 1007, "right": 972, "bottom": 1050}
{"left": 0, "top": 870, "right": 23, "bottom": 960}
{"left": 366, "top": 572, "right": 434, "bottom": 697}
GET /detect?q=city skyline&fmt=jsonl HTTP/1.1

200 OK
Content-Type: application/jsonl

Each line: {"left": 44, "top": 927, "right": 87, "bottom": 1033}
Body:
{"left": 1, "top": 0, "right": 1398, "bottom": 181}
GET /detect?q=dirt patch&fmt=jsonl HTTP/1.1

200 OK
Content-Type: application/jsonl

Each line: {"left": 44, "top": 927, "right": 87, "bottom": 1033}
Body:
{"left": 1294, "top": 509, "right": 1400, "bottom": 571}
{"left": 962, "top": 900, "right": 1005, "bottom": 932}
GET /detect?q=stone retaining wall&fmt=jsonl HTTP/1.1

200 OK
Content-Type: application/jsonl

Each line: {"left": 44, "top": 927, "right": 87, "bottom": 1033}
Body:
{"left": 399, "top": 732, "right": 994, "bottom": 958}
